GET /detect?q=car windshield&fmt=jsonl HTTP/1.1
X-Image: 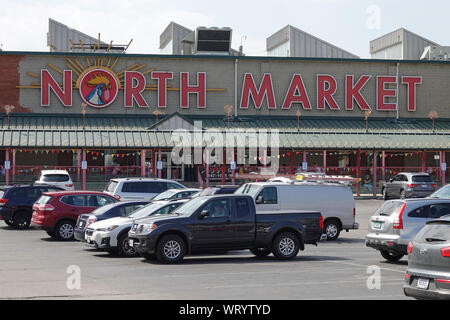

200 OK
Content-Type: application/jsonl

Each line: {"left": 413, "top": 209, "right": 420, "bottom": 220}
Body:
{"left": 412, "top": 175, "right": 433, "bottom": 183}
{"left": 172, "top": 197, "right": 209, "bottom": 216}
{"left": 152, "top": 190, "right": 177, "bottom": 200}
{"left": 105, "top": 181, "right": 118, "bottom": 193}
{"left": 429, "top": 186, "right": 450, "bottom": 199}
{"left": 234, "top": 184, "right": 262, "bottom": 198}
{"left": 41, "top": 174, "right": 69, "bottom": 182}
{"left": 128, "top": 202, "right": 174, "bottom": 219}
{"left": 375, "top": 201, "right": 405, "bottom": 216}
{"left": 197, "top": 188, "right": 216, "bottom": 196}
{"left": 91, "top": 202, "right": 118, "bottom": 216}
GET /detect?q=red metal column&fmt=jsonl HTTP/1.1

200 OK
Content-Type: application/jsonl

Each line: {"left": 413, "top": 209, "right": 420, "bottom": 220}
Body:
{"left": 77, "top": 149, "right": 81, "bottom": 181}
{"left": 356, "top": 150, "right": 361, "bottom": 196}
{"left": 421, "top": 151, "right": 426, "bottom": 172}
{"left": 12, "top": 149, "right": 16, "bottom": 182}
{"left": 140, "top": 149, "right": 146, "bottom": 177}
{"left": 152, "top": 149, "right": 156, "bottom": 178}
{"left": 205, "top": 152, "right": 209, "bottom": 188}
{"left": 323, "top": 150, "right": 327, "bottom": 173}
{"left": 381, "top": 151, "right": 386, "bottom": 182}
{"left": 372, "top": 151, "right": 377, "bottom": 196}
{"left": 441, "top": 151, "right": 446, "bottom": 186}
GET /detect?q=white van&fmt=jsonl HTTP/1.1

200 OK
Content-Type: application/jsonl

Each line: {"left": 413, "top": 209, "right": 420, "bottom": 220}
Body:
{"left": 235, "top": 182, "right": 358, "bottom": 240}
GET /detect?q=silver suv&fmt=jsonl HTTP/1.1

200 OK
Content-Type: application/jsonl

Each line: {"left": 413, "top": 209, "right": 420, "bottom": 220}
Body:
{"left": 366, "top": 198, "right": 450, "bottom": 262}
{"left": 103, "top": 178, "right": 185, "bottom": 201}
{"left": 382, "top": 172, "right": 437, "bottom": 200}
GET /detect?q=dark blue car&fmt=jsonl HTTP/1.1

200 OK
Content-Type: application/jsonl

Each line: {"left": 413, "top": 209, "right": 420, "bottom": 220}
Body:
{"left": 74, "top": 201, "right": 149, "bottom": 241}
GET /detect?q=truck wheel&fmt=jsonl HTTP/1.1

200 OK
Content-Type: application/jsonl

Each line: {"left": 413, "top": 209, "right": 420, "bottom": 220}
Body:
{"left": 156, "top": 234, "right": 186, "bottom": 264}
{"left": 250, "top": 248, "right": 271, "bottom": 257}
{"left": 13, "top": 211, "right": 31, "bottom": 230}
{"left": 380, "top": 249, "right": 404, "bottom": 262}
{"left": 324, "top": 220, "right": 341, "bottom": 241}
{"left": 46, "top": 231, "right": 56, "bottom": 238}
{"left": 117, "top": 234, "right": 138, "bottom": 257}
{"left": 55, "top": 220, "right": 75, "bottom": 241}
{"left": 272, "top": 232, "right": 300, "bottom": 260}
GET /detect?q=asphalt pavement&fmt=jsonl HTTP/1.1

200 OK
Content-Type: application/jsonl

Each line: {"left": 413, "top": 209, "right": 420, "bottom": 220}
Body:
{"left": 0, "top": 199, "right": 412, "bottom": 300}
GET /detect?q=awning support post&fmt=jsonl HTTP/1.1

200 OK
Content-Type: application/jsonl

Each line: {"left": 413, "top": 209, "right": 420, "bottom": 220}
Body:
{"left": 140, "top": 149, "right": 146, "bottom": 177}
{"left": 5, "top": 148, "right": 10, "bottom": 185}
{"left": 372, "top": 150, "right": 377, "bottom": 197}
{"left": 81, "top": 149, "right": 86, "bottom": 190}
{"left": 356, "top": 150, "right": 361, "bottom": 197}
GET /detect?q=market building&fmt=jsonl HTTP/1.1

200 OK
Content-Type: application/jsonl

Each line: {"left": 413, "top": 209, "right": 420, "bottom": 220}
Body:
{"left": 1, "top": 23, "right": 449, "bottom": 194}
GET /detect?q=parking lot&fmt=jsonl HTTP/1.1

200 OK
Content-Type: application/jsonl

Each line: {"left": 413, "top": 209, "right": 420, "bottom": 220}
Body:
{"left": 0, "top": 199, "right": 411, "bottom": 300}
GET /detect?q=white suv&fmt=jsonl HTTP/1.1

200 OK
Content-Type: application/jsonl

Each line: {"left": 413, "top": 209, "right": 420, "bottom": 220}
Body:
{"left": 103, "top": 178, "right": 185, "bottom": 201}
{"left": 34, "top": 170, "right": 74, "bottom": 190}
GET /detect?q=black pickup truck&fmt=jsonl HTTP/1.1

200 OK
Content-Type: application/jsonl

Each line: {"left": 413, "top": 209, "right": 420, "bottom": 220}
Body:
{"left": 128, "top": 194, "right": 324, "bottom": 263}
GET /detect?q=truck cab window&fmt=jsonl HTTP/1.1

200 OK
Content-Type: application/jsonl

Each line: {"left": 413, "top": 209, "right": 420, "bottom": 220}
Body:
{"left": 202, "top": 199, "right": 230, "bottom": 218}
{"left": 257, "top": 187, "right": 277, "bottom": 204}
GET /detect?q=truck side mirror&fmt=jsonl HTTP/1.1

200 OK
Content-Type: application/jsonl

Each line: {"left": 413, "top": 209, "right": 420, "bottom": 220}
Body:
{"left": 256, "top": 196, "right": 264, "bottom": 204}
{"left": 199, "top": 210, "right": 210, "bottom": 219}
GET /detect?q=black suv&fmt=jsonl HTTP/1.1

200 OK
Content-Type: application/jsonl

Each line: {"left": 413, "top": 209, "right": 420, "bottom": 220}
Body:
{"left": 0, "top": 185, "right": 64, "bottom": 229}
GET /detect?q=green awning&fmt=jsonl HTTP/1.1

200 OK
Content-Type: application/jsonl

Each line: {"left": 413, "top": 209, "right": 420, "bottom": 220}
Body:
{"left": 1, "top": 113, "right": 450, "bottom": 150}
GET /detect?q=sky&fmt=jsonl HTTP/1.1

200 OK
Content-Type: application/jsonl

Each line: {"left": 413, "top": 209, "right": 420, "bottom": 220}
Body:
{"left": 0, "top": 0, "right": 448, "bottom": 58}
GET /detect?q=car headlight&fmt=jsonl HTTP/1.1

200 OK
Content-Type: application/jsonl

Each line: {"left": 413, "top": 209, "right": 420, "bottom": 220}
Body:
{"left": 97, "top": 225, "right": 119, "bottom": 232}
{"left": 137, "top": 223, "right": 157, "bottom": 235}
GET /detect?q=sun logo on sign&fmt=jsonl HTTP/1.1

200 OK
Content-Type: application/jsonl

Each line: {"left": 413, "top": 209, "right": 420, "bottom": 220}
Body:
{"left": 78, "top": 68, "right": 119, "bottom": 108}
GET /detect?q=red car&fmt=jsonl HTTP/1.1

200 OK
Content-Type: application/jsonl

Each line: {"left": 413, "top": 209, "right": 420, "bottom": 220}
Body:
{"left": 31, "top": 191, "right": 118, "bottom": 241}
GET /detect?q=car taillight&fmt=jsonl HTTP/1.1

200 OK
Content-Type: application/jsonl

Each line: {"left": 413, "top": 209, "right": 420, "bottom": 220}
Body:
{"left": 431, "top": 184, "right": 437, "bottom": 188}
{"left": 0, "top": 199, "right": 8, "bottom": 204}
{"left": 441, "top": 247, "right": 450, "bottom": 258}
{"left": 65, "top": 184, "right": 73, "bottom": 187}
{"left": 39, "top": 204, "right": 55, "bottom": 211}
{"left": 353, "top": 208, "right": 356, "bottom": 218}
{"left": 407, "top": 184, "right": 418, "bottom": 188}
{"left": 407, "top": 241, "right": 413, "bottom": 254}
{"left": 393, "top": 203, "right": 406, "bottom": 229}
{"left": 319, "top": 215, "right": 324, "bottom": 230}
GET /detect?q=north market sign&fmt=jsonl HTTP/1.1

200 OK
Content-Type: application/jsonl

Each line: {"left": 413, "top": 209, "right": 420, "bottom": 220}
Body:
{"left": 27, "top": 58, "right": 423, "bottom": 112}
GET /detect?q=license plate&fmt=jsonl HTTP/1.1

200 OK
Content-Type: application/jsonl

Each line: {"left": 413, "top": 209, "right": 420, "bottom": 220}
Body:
{"left": 416, "top": 278, "right": 429, "bottom": 289}
{"left": 372, "top": 221, "right": 382, "bottom": 230}
{"left": 129, "top": 239, "right": 134, "bottom": 247}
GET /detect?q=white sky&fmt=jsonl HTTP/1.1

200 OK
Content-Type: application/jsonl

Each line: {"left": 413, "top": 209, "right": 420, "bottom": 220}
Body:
{"left": 0, "top": 0, "right": 448, "bottom": 58}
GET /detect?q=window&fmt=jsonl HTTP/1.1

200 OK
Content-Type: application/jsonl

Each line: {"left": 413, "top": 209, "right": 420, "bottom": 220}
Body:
{"left": 201, "top": 199, "right": 230, "bottom": 219}
{"left": 412, "top": 175, "right": 433, "bottom": 183}
{"left": 61, "top": 195, "right": 86, "bottom": 207}
{"left": 41, "top": 174, "right": 70, "bottom": 182}
{"left": 167, "top": 182, "right": 184, "bottom": 189}
{"left": 154, "top": 203, "right": 182, "bottom": 215}
{"left": 429, "top": 203, "right": 450, "bottom": 219}
{"left": 105, "top": 180, "right": 118, "bottom": 193}
{"left": 96, "top": 195, "right": 115, "bottom": 207}
{"left": 118, "top": 204, "right": 144, "bottom": 217}
{"left": 121, "top": 182, "right": 165, "bottom": 193}
{"left": 236, "top": 198, "right": 250, "bottom": 218}
{"left": 257, "top": 187, "right": 278, "bottom": 204}
{"left": 408, "top": 206, "right": 429, "bottom": 218}
{"left": 86, "top": 195, "right": 99, "bottom": 207}
{"left": 13, "top": 188, "right": 39, "bottom": 200}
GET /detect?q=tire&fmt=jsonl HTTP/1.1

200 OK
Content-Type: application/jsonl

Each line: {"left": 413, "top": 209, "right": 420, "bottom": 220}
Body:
{"left": 382, "top": 188, "right": 389, "bottom": 200}
{"left": 400, "top": 189, "right": 406, "bottom": 199}
{"left": 13, "top": 211, "right": 31, "bottom": 230}
{"left": 324, "top": 220, "right": 341, "bottom": 241}
{"left": 156, "top": 234, "right": 186, "bottom": 264}
{"left": 117, "top": 233, "right": 138, "bottom": 257}
{"left": 250, "top": 248, "right": 272, "bottom": 257}
{"left": 55, "top": 220, "right": 75, "bottom": 241}
{"left": 105, "top": 248, "right": 118, "bottom": 255}
{"left": 271, "top": 232, "right": 300, "bottom": 260}
{"left": 380, "top": 249, "right": 404, "bottom": 262}
{"left": 4, "top": 219, "right": 14, "bottom": 227}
